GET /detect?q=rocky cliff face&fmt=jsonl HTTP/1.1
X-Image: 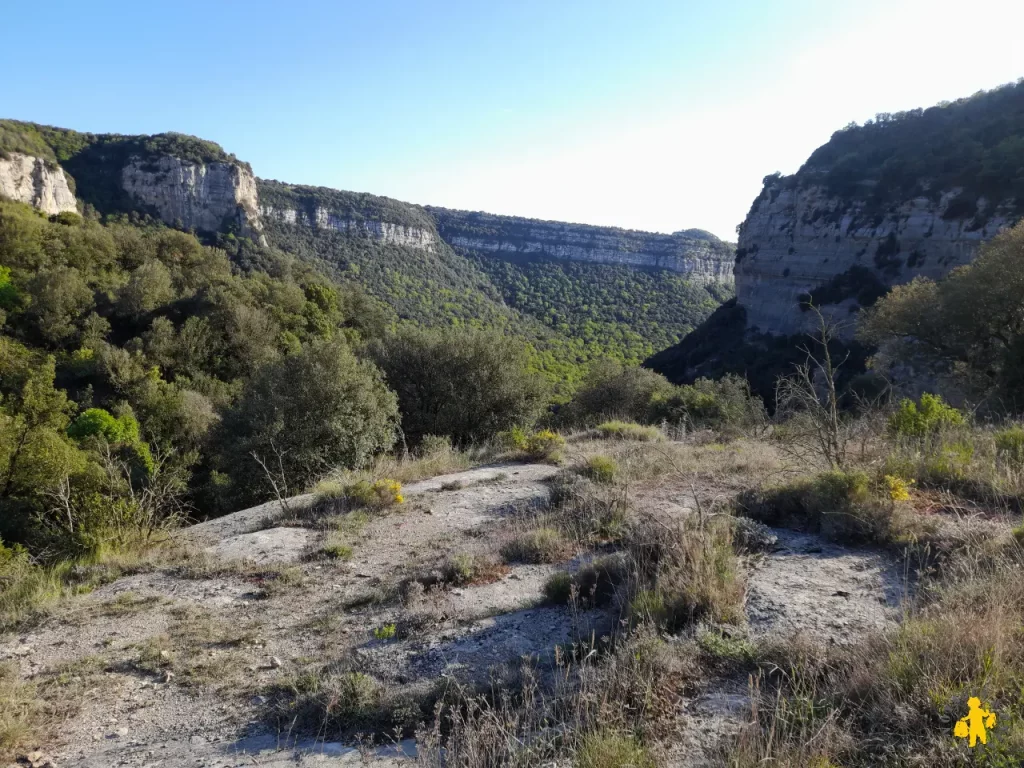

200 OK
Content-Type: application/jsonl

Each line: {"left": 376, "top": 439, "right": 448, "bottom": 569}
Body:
{"left": 122, "top": 156, "right": 263, "bottom": 239}
{"left": 430, "top": 208, "right": 735, "bottom": 285}
{"left": 0, "top": 153, "right": 77, "bottom": 215}
{"left": 257, "top": 181, "right": 439, "bottom": 252}
{"left": 735, "top": 180, "right": 1017, "bottom": 337}
{"left": 261, "top": 204, "right": 437, "bottom": 251}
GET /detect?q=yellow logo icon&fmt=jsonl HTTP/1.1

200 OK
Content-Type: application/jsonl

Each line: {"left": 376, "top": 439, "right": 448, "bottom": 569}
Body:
{"left": 954, "top": 697, "right": 996, "bottom": 747}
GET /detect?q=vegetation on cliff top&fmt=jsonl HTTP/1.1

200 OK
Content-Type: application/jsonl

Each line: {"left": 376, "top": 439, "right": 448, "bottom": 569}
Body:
{"left": 768, "top": 79, "right": 1024, "bottom": 219}
{"left": 258, "top": 180, "right": 436, "bottom": 231}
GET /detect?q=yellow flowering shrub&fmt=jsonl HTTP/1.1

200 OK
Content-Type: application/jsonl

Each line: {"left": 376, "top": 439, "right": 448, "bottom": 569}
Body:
{"left": 883, "top": 474, "right": 913, "bottom": 502}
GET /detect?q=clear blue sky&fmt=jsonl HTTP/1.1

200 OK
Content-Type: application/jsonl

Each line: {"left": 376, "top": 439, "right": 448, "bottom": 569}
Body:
{"left": 3, "top": 0, "right": 1022, "bottom": 239}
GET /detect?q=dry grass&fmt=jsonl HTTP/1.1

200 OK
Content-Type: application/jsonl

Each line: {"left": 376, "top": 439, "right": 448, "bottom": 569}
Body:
{"left": 416, "top": 628, "right": 693, "bottom": 767}
{"left": 131, "top": 604, "right": 263, "bottom": 691}
{"left": 315, "top": 439, "right": 475, "bottom": 492}
{"left": 501, "top": 527, "right": 574, "bottom": 564}
{"left": 0, "top": 654, "right": 112, "bottom": 761}
{"left": 594, "top": 421, "right": 664, "bottom": 442}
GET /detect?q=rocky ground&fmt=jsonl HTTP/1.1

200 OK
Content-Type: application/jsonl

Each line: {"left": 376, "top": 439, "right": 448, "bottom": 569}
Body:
{"left": 1, "top": 447, "right": 911, "bottom": 767}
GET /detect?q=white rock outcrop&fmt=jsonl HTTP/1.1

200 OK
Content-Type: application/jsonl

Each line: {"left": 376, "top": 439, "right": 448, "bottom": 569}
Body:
{"left": 431, "top": 209, "right": 735, "bottom": 285}
{"left": 735, "top": 181, "right": 1016, "bottom": 337}
{"left": 261, "top": 204, "right": 437, "bottom": 251}
{"left": 0, "top": 153, "right": 77, "bottom": 215}
{"left": 122, "top": 156, "right": 264, "bottom": 239}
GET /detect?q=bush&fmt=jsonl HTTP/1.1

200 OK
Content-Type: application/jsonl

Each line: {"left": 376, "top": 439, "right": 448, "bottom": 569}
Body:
{"left": 995, "top": 426, "right": 1024, "bottom": 465}
{"left": 439, "top": 553, "right": 507, "bottom": 587}
{"left": 582, "top": 455, "right": 618, "bottom": 484}
{"left": 544, "top": 556, "right": 628, "bottom": 608}
{"left": 547, "top": 473, "right": 630, "bottom": 543}
{"left": 321, "top": 531, "right": 353, "bottom": 560}
{"left": 213, "top": 339, "right": 399, "bottom": 509}
{"left": 595, "top": 421, "right": 663, "bottom": 442}
{"left": 650, "top": 374, "right": 767, "bottom": 433}
{"left": 270, "top": 668, "right": 422, "bottom": 738}
{"left": 67, "top": 408, "right": 140, "bottom": 444}
{"left": 888, "top": 393, "right": 964, "bottom": 439}
{"left": 342, "top": 479, "right": 404, "bottom": 509}
{"left": 563, "top": 363, "right": 676, "bottom": 426}
{"left": 523, "top": 429, "right": 565, "bottom": 461}
{"left": 739, "top": 470, "right": 930, "bottom": 547}
{"left": 370, "top": 327, "right": 547, "bottom": 446}
{"left": 501, "top": 527, "right": 571, "bottom": 564}
{"left": 627, "top": 518, "right": 745, "bottom": 629}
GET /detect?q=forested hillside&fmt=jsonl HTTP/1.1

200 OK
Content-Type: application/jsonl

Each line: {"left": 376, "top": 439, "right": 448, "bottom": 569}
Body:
{"left": 466, "top": 252, "right": 731, "bottom": 364}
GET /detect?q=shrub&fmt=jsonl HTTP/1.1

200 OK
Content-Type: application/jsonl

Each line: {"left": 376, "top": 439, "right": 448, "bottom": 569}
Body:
{"left": 628, "top": 518, "right": 745, "bottom": 628}
{"left": 575, "top": 731, "right": 656, "bottom": 768}
{"left": 496, "top": 425, "right": 529, "bottom": 451}
{"left": 67, "top": 408, "right": 140, "bottom": 444}
{"left": 563, "top": 363, "right": 676, "bottom": 426}
{"left": 594, "top": 421, "right": 662, "bottom": 442}
{"left": 888, "top": 393, "right": 964, "bottom": 439}
{"left": 740, "top": 471, "right": 880, "bottom": 542}
{"left": 627, "top": 589, "right": 667, "bottom": 626}
{"left": 269, "top": 668, "right": 421, "bottom": 738}
{"left": 416, "top": 434, "right": 454, "bottom": 458}
{"left": 740, "top": 470, "right": 935, "bottom": 547}
{"left": 697, "top": 628, "right": 756, "bottom": 667}
{"left": 649, "top": 374, "right": 767, "bottom": 433}
{"left": 331, "top": 479, "right": 404, "bottom": 511}
{"left": 213, "top": 339, "right": 399, "bottom": 509}
{"left": 543, "top": 571, "right": 573, "bottom": 605}
{"left": 373, "top": 623, "right": 396, "bottom": 641}
{"left": 544, "top": 556, "right": 628, "bottom": 608}
{"left": 321, "top": 532, "right": 353, "bottom": 560}
{"left": 883, "top": 474, "right": 913, "bottom": 501}
{"left": 582, "top": 455, "right": 618, "bottom": 484}
{"left": 501, "top": 527, "right": 571, "bottom": 564}
{"left": 547, "top": 473, "right": 631, "bottom": 543}
{"left": 995, "top": 426, "right": 1024, "bottom": 465}
{"left": 440, "top": 553, "right": 507, "bottom": 587}
{"left": 524, "top": 430, "right": 566, "bottom": 461}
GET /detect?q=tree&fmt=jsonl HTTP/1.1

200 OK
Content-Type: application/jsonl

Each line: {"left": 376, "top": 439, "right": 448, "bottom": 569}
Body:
{"left": 859, "top": 220, "right": 1024, "bottom": 406}
{"left": 370, "top": 327, "right": 547, "bottom": 446}
{"left": 562, "top": 362, "right": 676, "bottom": 426}
{"left": 775, "top": 307, "right": 855, "bottom": 469}
{"left": 213, "top": 339, "right": 399, "bottom": 509}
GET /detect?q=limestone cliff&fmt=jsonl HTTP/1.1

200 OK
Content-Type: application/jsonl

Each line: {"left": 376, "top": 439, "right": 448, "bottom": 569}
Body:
{"left": 122, "top": 156, "right": 263, "bottom": 239}
{"left": 0, "top": 153, "right": 77, "bottom": 215}
{"left": 429, "top": 208, "right": 735, "bottom": 285}
{"left": 258, "top": 180, "right": 438, "bottom": 252}
{"left": 735, "top": 180, "right": 1016, "bottom": 337}
{"left": 646, "top": 80, "right": 1024, "bottom": 393}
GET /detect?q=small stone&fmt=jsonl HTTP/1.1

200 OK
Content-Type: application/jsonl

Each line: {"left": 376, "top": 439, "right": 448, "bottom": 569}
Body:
{"left": 269, "top": 656, "right": 283, "bottom": 669}
{"left": 158, "top": 650, "right": 170, "bottom": 661}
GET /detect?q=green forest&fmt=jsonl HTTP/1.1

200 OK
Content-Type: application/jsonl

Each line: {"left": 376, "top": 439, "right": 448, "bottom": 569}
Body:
{"left": 467, "top": 252, "right": 731, "bottom": 364}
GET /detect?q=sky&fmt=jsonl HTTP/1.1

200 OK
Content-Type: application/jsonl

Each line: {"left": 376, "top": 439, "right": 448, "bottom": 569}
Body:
{"left": 3, "top": 0, "right": 1023, "bottom": 241}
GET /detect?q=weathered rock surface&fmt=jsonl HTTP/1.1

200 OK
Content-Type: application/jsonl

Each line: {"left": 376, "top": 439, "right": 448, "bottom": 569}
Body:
{"left": 261, "top": 203, "right": 437, "bottom": 251}
{"left": 735, "top": 180, "right": 1016, "bottom": 336}
{"left": 431, "top": 207, "right": 735, "bottom": 284}
{"left": 122, "top": 156, "right": 264, "bottom": 239}
{"left": 0, "top": 153, "right": 77, "bottom": 215}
